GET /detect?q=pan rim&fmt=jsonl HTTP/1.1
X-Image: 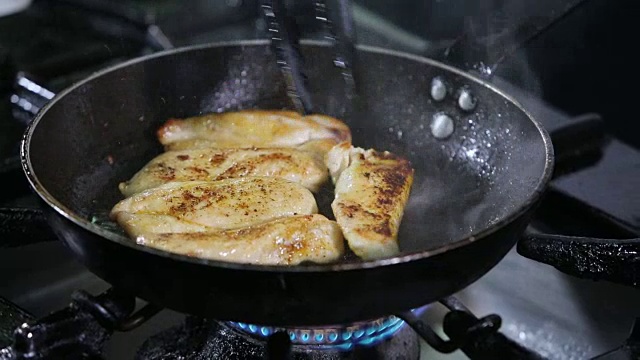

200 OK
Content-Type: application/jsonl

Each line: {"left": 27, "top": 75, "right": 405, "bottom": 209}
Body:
{"left": 21, "top": 39, "right": 555, "bottom": 273}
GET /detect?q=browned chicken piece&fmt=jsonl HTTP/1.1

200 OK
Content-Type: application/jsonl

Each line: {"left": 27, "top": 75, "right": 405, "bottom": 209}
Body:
{"left": 110, "top": 177, "right": 318, "bottom": 231}
{"left": 295, "top": 139, "right": 344, "bottom": 161}
{"left": 118, "top": 147, "right": 329, "bottom": 197}
{"left": 156, "top": 110, "right": 351, "bottom": 158}
{"left": 110, "top": 213, "right": 211, "bottom": 235}
{"left": 130, "top": 214, "right": 345, "bottom": 265}
{"left": 326, "top": 142, "right": 414, "bottom": 260}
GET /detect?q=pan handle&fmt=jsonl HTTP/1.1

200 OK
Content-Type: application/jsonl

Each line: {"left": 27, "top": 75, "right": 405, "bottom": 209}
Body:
{"left": 517, "top": 233, "right": 640, "bottom": 287}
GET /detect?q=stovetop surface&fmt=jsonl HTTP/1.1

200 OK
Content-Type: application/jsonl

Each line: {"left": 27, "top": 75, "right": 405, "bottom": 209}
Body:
{"left": 1, "top": 1, "right": 639, "bottom": 359}
{"left": 2, "top": 222, "right": 639, "bottom": 359}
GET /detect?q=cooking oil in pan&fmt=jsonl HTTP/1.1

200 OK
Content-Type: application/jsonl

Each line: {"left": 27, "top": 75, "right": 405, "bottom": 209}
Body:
{"left": 90, "top": 211, "right": 126, "bottom": 236}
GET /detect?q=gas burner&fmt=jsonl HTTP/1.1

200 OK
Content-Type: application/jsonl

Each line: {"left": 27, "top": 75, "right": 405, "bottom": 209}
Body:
{"left": 0, "top": 285, "right": 562, "bottom": 360}
{"left": 227, "top": 316, "right": 405, "bottom": 350}
{"left": 137, "top": 318, "right": 420, "bottom": 360}
{"left": 3, "top": 286, "right": 638, "bottom": 360}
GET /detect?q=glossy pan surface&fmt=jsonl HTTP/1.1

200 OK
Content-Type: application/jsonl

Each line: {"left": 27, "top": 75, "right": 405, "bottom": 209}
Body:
{"left": 21, "top": 40, "right": 553, "bottom": 325}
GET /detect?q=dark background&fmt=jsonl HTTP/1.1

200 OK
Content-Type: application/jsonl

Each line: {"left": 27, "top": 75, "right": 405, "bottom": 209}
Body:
{"left": 358, "top": 0, "right": 639, "bottom": 149}
{"left": 0, "top": 0, "right": 638, "bottom": 148}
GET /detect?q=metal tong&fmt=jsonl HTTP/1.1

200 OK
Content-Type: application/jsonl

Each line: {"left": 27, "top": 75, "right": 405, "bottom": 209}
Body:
{"left": 260, "top": 0, "right": 360, "bottom": 115}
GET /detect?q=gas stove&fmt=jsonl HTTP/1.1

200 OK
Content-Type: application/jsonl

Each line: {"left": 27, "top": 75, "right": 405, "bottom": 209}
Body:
{"left": 1, "top": 1, "right": 639, "bottom": 359}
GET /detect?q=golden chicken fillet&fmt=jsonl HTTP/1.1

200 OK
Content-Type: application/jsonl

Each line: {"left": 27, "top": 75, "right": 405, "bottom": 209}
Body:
{"left": 118, "top": 147, "right": 329, "bottom": 197}
{"left": 326, "top": 142, "right": 414, "bottom": 260}
{"left": 131, "top": 214, "right": 345, "bottom": 265}
{"left": 110, "top": 177, "right": 318, "bottom": 231}
{"left": 156, "top": 110, "right": 351, "bottom": 157}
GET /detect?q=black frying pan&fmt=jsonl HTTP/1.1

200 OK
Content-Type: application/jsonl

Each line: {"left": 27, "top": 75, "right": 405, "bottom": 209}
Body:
{"left": 20, "top": 39, "right": 553, "bottom": 326}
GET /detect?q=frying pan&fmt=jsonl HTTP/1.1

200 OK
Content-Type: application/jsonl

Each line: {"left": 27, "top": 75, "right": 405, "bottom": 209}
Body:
{"left": 19, "top": 38, "right": 553, "bottom": 326}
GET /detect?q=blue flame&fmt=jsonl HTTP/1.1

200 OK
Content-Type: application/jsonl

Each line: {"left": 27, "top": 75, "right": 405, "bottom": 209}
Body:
{"left": 227, "top": 316, "right": 404, "bottom": 350}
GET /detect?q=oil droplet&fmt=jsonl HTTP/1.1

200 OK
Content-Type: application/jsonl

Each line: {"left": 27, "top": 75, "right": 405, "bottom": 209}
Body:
{"left": 430, "top": 112, "right": 454, "bottom": 140}
{"left": 458, "top": 87, "right": 477, "bottom": 111}
{"left": 430, "top": 77, "right": 447, "bottom": 101}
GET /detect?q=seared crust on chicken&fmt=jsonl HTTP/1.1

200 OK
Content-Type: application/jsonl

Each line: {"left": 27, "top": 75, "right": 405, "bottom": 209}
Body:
{"left": 112, "top": 109, "right": 419, "bottom": 265}
{"left": 327, "top": 142, "right": 414, "bottom": 260}
{"left": 157, "top": 110, "right": 351, "bottom": 154}
{"left": 110, "top": 177, "right": 318, "bottom": 231}
{"left": 131, "top": 214, "right": 345, "bottom": 265}
{"left": 111, "top": 213, "right": 211, "bottom": 235}
{"left": 118, "top": 147, "right": 329, "bottom": 197}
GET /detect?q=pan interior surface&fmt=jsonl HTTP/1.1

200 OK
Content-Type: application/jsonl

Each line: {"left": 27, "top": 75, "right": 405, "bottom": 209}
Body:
{"left": 24, "top": 41, "right": 551, "bottom": 268}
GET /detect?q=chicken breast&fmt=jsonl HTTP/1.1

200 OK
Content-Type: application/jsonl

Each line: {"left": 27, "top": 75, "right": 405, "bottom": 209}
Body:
{"left": 110, "top": 213, "right": 211, "bottom": 235}
{"left": 118, "top": 147, "right": 329, "bottom": 197}
{"left": 110, "top": 177, "right": 318, "bottom": 231}
{"left": 296, "top": 139, "right": 344, "bottom": 161}
{"left": 130, "top": 214, "right": 345, "bottom": 265}
{"left": 327, "top": 142, "right": 414, "bottom": 260}
{"left": 156, "top": 110, "right": 351, "bottom": 154}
